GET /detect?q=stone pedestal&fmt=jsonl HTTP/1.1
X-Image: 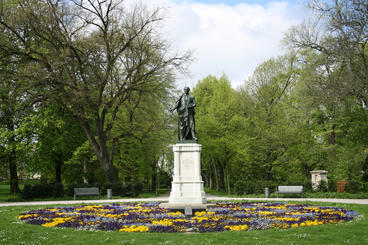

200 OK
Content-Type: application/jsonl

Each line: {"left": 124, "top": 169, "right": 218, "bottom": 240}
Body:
{"left": 168, "top": 143, "right": 206, "bottom": 204}
{"left": 310, "top": 170, "right": 328, "bottom": 191}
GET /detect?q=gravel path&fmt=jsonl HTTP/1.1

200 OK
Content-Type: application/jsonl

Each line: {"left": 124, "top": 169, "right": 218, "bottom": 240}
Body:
{"left": 0, "top": 195, "right": 367, "bottom": 207}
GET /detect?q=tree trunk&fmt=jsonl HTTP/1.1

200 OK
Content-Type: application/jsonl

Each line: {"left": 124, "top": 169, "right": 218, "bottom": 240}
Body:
{"left": 151, "top": 161, "right": 157, "bottom": 193}
{"left": 208, "top": 166, "right": 213, "bottom": 189}
{"left": 157, "top": 168, "right": 160, "bottom": 195}
{"left": 265, "top": 149, "right": 273, "bottom": 181}
{"left": 82, "top": 159, "right": 88, "bottom": 184}
{"left": 226, "top": 168, "right": 231, "bottom": 194}
{"left": 362, "top": 154, "right": 368, "bottom": 182}
{"left": 328, "top": 124, "right": 336, "bottom": 145}
{"left": 218, "top": 161, "right": 225, "bottom": 191}
{"left": 203, "top": 171, "right": 209, "bottom": 188}
{"left": 211, "top": 159, "right": 219, "bottom": 190}
{"left": 55, "top": 153, "right": 62, "bottom": 184}
{"left": 101, "top": 157, "right": 119, "bottom": 184}
{"left": 7, "top": 117, "right": 20, "bottom": 194}
{"left": 80, "top": 118, "right": 119, "bottom": 184}
{"left": 9, "top": 148, "right": 20, "bottom": 194}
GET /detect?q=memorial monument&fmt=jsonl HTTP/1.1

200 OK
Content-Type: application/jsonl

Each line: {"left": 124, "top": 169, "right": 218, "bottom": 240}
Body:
{"left": 310, "top": 170, "right": 328, "bottom": 191}
{"left": 160, "top": 87, "right": 207, "bottom": 210}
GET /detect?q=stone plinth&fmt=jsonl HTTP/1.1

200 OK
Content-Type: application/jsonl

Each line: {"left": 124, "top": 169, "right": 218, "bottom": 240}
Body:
{"left": 168, "top": 143, "right": 206, "bottom": 204}
{"left": 159, "top": 203, "right": 215, "bottom": 213}
{"left": 310, "top": 170, "right": 328, "bottom": 191}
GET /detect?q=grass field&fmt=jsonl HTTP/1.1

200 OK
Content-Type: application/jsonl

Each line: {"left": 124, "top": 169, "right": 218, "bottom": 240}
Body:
{"left": 0, "top": 184, "right": 24, "bottom": 202}
{"left": 0, "top": 201, "right": 367, "bottom": 245}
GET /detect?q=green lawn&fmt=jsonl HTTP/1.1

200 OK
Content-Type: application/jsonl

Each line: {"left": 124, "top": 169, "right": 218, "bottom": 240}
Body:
{"left": 0, "top": 183, "right": 24, "bottom": 202}
{"left": 0, "top": 201, "right": 367, "bottom": 245}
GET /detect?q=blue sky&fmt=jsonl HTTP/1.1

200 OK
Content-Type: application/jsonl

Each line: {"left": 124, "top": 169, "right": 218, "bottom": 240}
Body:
{"left": 149, "top": 0, "right": 308, "bottom": 87}
{"left": 187, "top": 0, "right": 280, "bottom": 4}
{"left": 174, "top": 0, "right": 302, "bottom": 6}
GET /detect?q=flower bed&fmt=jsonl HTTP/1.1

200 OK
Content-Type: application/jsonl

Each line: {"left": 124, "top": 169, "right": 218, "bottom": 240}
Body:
{"left": 18, "top": 202, "right": 358, "bottom": 233}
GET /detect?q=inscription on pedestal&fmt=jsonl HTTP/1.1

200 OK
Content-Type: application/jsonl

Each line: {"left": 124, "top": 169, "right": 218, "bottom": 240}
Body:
{"left": 181, "top": 157, "right": 192, "bottom": 177}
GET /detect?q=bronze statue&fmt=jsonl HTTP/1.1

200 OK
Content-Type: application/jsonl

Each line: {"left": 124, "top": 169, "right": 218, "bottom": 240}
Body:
{"left": 171, "top": 86, "right": 197, "bottom": 142}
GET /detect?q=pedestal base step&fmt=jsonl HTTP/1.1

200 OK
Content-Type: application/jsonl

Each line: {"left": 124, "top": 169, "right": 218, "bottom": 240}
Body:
{"left": 159, "top": 203, "right": 216, "bottom": 214}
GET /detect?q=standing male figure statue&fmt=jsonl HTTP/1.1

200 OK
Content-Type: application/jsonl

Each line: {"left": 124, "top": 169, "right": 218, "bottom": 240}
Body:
{"left": 171, "top": 86, "right": 198, "bottom": 142}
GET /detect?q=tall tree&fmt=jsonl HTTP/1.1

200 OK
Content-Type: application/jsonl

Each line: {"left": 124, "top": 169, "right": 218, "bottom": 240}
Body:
{"left": 0, "top": 0, "right": 190, "bottom": 184}
{"left": 285, "top": 0, "right": 368, "bottom": 107}
{"left": 28, "top": 103, "right": 86, "bottom": 184}
{"left": 193, "top": 75, "right": 246, "bottom": 193}
{"left": 0, "top": 74, "right": 20, "bottom": 193}
{"left": 284, "top": 0, "right": 368, "bottom": 188}
{"left": 0, "top": 61, "right": 34, "bottom": 194}
{"left": 243, "top": 55, "right": 298, "bottom": 182}
{"left": 113, "top": 89, "right": 174, "bottom": 191}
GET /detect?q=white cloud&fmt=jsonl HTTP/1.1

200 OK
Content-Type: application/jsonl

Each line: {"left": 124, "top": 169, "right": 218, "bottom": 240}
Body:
{"left": 143, "top": 1, "right": 305, "bottom": 88}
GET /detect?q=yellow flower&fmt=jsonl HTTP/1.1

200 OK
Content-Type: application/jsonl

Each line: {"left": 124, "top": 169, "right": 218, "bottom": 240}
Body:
{"left": 119, "top": 225, "right": 149, "bottom": 232}
{"left": 275, "top": 217, "right": 300, "bottom": 222}
{"left": 167, "top": 211, "right": 183, "bottom": 216}
{"left": 172, "top": 219, "right": 187, "bottom": 223}
{"left": 18, "top": 214, "right": 38, "bottom": 220}
{"left": 194, "top": 211, "right": 215, "bottom": 217}
{"left": 258, "top": 211, "right": 275, "bottom": 216}
{"left": 41, "top": 217, "right": 74, "bottom": 228}
{"left": 152, "top": 219, "right": 173, "bottom": 226}
{"left": 225, "top": 225, "right": 248, "bottom": 231}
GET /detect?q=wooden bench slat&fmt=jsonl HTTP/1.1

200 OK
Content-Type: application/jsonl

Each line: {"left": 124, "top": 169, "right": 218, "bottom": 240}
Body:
{"left": 74, "top": 187, "right": 100, "bottom": 200}
{"left": 276, "top": 185, "right": 303, "bottom": 198}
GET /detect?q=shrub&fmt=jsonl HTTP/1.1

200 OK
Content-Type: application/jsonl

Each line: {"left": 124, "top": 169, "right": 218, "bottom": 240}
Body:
{"left": 21, "top": 184, "right": 33, "bottom": 200}
{"left": 346, "top": 178, "right": 360, "bottom": 193}
{"left": 316, "top": 180, "right": 328, "bottom": 192}
{"left": 360, "top": 181, "right": 368, "bottom": 192}
{"left": 328, "top": 178, "right": 337, "bottom": 192}
{"left": 112, "top": 183, "right": 125, "bottom": 196}
{"left": 21, "top": 183, "right": 64, "bottom": 199}
{"left": 53, "top": 183, "right": 64, "bottom": 197}
{"left": 131, "top": 182, "right": 143, "bottom": 197}
{"left": 234, "top": 179, "right": 268, "bottom": 195}
{"left": 303, "top": 181, "right": 313, "bottom": 192}
{"left": 234, "top": 180, "right": 247, "bottom": 195}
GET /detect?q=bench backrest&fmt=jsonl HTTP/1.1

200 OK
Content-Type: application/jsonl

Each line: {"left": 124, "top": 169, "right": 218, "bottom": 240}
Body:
{"left": 74, "top": 187, "right": 100, "bottom": 195}
{"left": 278, "top": 186, "right": 303, "bottom": 193}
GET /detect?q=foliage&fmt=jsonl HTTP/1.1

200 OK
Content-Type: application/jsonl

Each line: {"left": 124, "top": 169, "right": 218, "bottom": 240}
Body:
{"left": 1, "top": 0, "right": 368, "bottom": 196}
{"left": 27, "top": 104, "right": 87, "bottom": 184}
{"left": 21, "top": 183, "right": 64, "bottom": 200}
{"left": 193, "top": 75, "right": 247, "bottom": 193}
{"left": 0, "top": 0, "right": 189, "bottom": 184}
{"left": 234, "top": 180, "right": 269, "bottom": 195}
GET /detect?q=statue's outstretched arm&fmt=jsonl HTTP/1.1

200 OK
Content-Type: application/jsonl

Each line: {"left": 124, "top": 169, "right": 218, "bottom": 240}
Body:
{"left": 170, "top": 96, "right": 181, "bottom": 112}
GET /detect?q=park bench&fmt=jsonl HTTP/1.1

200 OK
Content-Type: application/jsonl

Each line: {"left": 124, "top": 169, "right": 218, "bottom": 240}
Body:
{"left": 276, "top": 186, "right": 303, "bottom": 198}
{"left": 74, "top": 187, "right": 100, "bottom": 200}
